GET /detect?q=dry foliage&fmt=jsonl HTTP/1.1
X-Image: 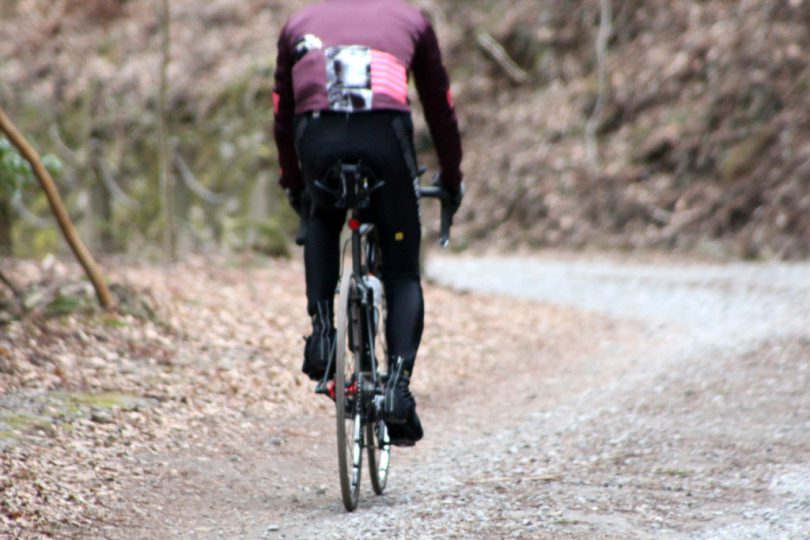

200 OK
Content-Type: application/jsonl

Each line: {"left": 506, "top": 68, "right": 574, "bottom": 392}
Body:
{"left": 445, "top": 0, "right": 810, "bottom": 258}
{"left": 1, "top": 0, "right": 809, "bottom": 258}
{"left": 0, "top": 255, "right": 601, "bottom": 536}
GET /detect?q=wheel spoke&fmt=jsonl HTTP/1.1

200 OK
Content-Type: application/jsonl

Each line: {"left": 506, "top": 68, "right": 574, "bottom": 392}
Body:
{"left": 345, "top": 429, "right": 353, "bottom": 454}
{"left": 367, "top": 279, "right": 390, "bottom": 496}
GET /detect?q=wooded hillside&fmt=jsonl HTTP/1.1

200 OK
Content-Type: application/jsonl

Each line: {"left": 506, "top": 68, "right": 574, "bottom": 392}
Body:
{"left": 1, "top": 0, "right": 808, "bottom": 258}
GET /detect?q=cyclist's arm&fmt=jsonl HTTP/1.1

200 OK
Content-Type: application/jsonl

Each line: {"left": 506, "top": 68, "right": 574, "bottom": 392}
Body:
{"left": 411, "top": 14, "right": 463, "bottom": 190}
{"left": 272, "top": 24, "right": 303, "bottom": 190}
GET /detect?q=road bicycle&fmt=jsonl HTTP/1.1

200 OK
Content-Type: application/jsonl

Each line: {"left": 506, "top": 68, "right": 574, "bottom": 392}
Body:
{"left": 305, "top": 161, "right": 451, "bottom": 511}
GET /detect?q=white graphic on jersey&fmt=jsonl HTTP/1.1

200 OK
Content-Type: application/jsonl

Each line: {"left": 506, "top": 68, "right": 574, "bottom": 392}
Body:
{"left": 325, "top": 46, "right": 373, "bottom": 112}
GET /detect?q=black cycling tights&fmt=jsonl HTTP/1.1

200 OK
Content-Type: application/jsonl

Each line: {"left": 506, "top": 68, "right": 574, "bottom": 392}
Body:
{"left": 296, "top": 111, "right": 424, "bottom": 361}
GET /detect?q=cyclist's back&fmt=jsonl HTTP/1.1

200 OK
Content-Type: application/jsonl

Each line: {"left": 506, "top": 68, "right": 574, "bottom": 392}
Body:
{"left": 273, "top": 0, "right": 462, "bottom": 190}
{"left": 273, "top": 0, "right": 464, "bottom": 446}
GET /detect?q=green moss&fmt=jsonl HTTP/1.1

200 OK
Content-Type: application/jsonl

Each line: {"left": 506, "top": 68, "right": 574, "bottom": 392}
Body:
{"left": 44, "top": 391, "right": 146, "bottom": 417}
{"left": 45, "top": 294, "right": 86, "bottom": 317}
{"left": 0, "top": 391, "right": 151, "bottom": 445}
{"left": 0, "top": 412, "right": 50, "bottom": 438}
{"left": 7, "top": 63, "right": 288, "bottom": 256}
{"left": 99, "top": 313, "right": 125, "bottom": 328}
{"left": 65, "top": 391, "right": 139, "bottom": 410}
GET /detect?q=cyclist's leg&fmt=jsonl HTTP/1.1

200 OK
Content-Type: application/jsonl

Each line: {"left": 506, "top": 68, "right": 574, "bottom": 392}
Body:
{"left": 375, "top": 194, "right": 423, "bottom": 364}
{"left": 368, "top": 113, "right": 424, "bottom": 366}
{"left": 296, "top": 114, "right": 351, "bottom": 380}
{"left": 358, "top": 113, "right": 424, "bottom": 442}
{"left": 304, "top": 205, "right": 344, "bottom": 317}
{"left": 298, "top": 203, "right": 344, "bottom": 379}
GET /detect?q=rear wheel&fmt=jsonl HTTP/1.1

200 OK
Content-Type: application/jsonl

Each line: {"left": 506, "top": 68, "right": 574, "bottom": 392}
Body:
{"left": 335, "top": 271, "right": 363, "bottom": 511}
{"left": 367, "top": 281, "right": 390, "bottom": 494}
{"left": 367, "top": 420, "right": 390, "bottom": 494}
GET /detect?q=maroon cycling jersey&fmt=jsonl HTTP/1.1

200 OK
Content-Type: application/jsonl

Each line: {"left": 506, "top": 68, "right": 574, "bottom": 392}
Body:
{"left": 273, "top": 0, "right": 462, "bottom": 190}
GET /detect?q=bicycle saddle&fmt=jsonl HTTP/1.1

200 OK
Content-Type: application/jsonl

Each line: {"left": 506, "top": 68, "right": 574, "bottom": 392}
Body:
{"left": 314, "top": 161, "right": 384, "bottom": 209}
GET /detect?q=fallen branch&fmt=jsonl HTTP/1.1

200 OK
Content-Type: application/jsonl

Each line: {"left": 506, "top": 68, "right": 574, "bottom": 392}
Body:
{"left": 476, "top": 30, "right": 530, "bottom": 85}
{"left": 0, "top": 106, "right": 113, "bottom": 309}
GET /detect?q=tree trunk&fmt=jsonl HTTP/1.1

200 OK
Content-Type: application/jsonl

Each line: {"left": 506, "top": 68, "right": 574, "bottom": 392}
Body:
{"left": 585, "top": 0, "right": 612, "bottom": 167}
{"left": 157, "top": 0, "right": 176, "bottom": 260}
{"left": 0, "top": 106, "right": 113, "bottom": 309}
{"left": 88, "top": 82, "right": 115, "bottom": 253}
{"left": 247, "top": 171, "right": 270, "bottom": 248}
{"left": 89, "top": 139, "right": 115, "bottom": 252}
{"left": 0, "top": 192, "right": 12, "bottom": 257}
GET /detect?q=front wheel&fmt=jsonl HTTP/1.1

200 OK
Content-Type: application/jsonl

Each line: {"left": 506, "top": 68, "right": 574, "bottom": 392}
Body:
{"left": 335, "top": 270, "right": 363, "bottom": 511}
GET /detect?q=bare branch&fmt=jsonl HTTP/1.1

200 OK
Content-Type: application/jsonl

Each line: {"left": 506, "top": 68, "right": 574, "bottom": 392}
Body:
{"left": 48, "top": 124, "right": 80, "bottom": 165}
{"left": 90, "top": 138, "right": 140, "bottom": 209}
{"left": 173, "top": 152, "right": 236, "bottom": 205}
{"left": 476, "top": 30, "right": 530, "bottom": 85}
{"left": 11, "top": 190, "right": 51, "bottom": 228}
{"left": 0, "top": 106, "right": 114, "bottom": 309}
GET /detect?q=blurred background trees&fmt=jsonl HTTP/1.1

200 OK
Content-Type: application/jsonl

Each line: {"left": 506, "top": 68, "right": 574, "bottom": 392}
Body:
{"left": 1, "top": 0, "right": 808, "bottom": 260}
{"left": 0, "top": 136, "right": 63, "bottom": 256}
{"left": 1, "top": 0, "right": 296, "bottom": 261}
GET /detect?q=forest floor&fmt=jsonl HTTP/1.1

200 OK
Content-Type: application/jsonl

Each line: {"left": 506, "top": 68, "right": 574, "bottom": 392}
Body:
{"left": 1, "top": 252, "right": 809, "bottom": 538}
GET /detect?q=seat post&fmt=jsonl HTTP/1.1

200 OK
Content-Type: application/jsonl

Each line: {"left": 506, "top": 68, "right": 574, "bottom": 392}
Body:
{"left": 349, "top": 206, "right": 362, "bottom": 277}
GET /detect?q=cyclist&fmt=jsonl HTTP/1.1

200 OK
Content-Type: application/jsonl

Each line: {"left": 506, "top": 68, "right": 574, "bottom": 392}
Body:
{"left": 273, "top": 0, "right": 463, "bottom": 445}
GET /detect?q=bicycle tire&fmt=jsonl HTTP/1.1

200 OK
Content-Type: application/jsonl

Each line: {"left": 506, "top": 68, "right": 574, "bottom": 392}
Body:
{"left": 367, "top": 421, "right": 390, "bottom": 494}
{"left": 335, "top": 270, "right": 363, "bottom": 511}
{"left": 367, "top": 281, "right": 391, "bottom": 495}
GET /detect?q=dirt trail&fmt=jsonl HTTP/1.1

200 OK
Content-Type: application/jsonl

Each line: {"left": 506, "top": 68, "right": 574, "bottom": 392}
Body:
{"left": 93, "top": 254, "right": 810, "bottom": 539}
{"left": 3, "top": 254, "right": 808, "bottom": 539}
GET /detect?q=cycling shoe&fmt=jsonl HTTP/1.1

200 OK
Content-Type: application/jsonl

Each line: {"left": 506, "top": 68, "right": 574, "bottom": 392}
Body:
{"left": 382, "top": 355, "right": 415, "bottom": 424}
{"left": 385, "top": 410, "right": 423, "bottom": 446}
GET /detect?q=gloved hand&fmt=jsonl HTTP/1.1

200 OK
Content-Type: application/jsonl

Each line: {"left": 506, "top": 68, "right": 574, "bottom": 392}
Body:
{"left": 286, "top": 185, "right": 305, "bottom": 216}
{"left": 435, "top": 174, "right": 464, "bottom": 220}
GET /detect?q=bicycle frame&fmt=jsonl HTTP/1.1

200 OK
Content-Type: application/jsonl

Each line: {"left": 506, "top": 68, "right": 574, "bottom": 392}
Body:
{"left": 308, "top": 161, "right": 450, "bottom": 510}
{"left": 347, "top": 212, "right": 384, "bottom": 399}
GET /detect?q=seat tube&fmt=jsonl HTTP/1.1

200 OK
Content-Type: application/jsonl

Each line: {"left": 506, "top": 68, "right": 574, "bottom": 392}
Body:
{"left": 351, "top": 210, "right": 362, "bottom": 276}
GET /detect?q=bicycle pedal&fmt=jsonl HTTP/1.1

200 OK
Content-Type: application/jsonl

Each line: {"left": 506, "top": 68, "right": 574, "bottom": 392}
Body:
{"left": 314, "top": 380, "right": 331, "bottom": 396}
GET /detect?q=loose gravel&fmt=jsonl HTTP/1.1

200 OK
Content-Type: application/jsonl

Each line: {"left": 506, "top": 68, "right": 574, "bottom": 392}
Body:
{"left": 262, "top": 255, "right": 810, "bottom": 539}
{"left": 5, "top": 253, "right": 808, "bottom": 539}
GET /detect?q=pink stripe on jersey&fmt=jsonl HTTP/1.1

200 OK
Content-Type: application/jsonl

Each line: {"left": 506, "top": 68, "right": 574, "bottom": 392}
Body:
{"left": 370, "top": 50, "right": 408, "bottom": 104}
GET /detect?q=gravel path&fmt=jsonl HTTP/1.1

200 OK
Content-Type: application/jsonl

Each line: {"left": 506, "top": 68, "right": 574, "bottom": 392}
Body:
{"left": 93, "top": 254, "right": 809, "bottom": 539}
{"left": 422, "top": 255, "right": 810, "bottom": 539}
{"left": 260, "top": 255, "right": 809, "bottom": 539}
{"left": 427, "top": 256, "right": 810, "bottom": 347}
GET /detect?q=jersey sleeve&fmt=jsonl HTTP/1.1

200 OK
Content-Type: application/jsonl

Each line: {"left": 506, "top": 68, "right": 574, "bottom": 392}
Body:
{"left": 411, "top": 15, "right": 463, "bottom": 189}
{"left": 272, "top": 24, "right": 303, "bottom": 190}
